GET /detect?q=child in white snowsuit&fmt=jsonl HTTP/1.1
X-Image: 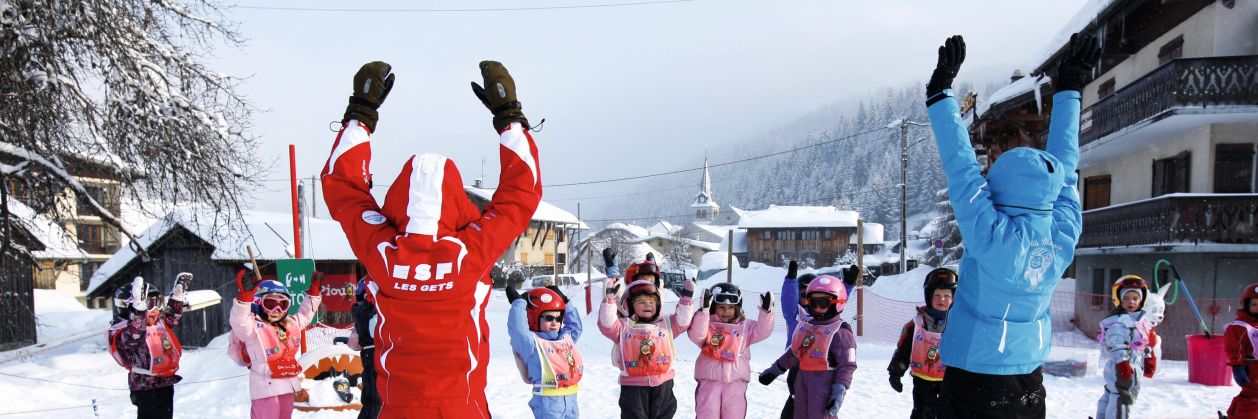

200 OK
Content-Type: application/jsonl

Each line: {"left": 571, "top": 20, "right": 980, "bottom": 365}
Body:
{"left": 598, "top": 259, "right": 695, "bottom": 419}
{"left": 507, "top": 286, "right": 584, "bottom": 419}
{"left": 1095, "top": 275, "right": 1154, "bottom": 419}
{"left": 759, "top": 275, "right": 857, "bottom": 419}
{"left": 686, "top": 282, "right": 775, "bottom": 419}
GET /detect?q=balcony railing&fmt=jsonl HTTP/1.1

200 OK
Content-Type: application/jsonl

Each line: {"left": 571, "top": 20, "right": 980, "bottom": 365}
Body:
{"left": 1080, "top": 55, "right": 1258, "bottom": 146}
{"left": 1080, "top": 193, "right": 1258, "bottom": 248}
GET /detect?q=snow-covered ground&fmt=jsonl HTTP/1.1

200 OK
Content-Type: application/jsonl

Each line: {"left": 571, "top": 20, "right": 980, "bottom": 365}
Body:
{"left": 1, "top": 286, "right": 1239, "bottom": 418}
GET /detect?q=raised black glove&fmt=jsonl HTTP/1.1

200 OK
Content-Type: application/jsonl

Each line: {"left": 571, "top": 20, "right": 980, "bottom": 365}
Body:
{"left": 602, "top": 248, "right": 617, "bottom": 267}
{"left": 889, "top": 374, "right": 903, "bottom": 393}
{"left": 606, "top": 283, "right": 621, "bottom": 298}
{"left": 546, "top": 285, "right": 570, "bottom": 304}
{"left": 787, "top": 260, "right": 798, "bottom": 279}
{"left": 679, "top": 279, "right": 694, "bottom": 298}
{"left": 760, "top": 292, "right": 773, "bottom": 311}
{"left": 471, "top": 61, "right": 527, "bottom": 132}
{"left": 343, "top": 61, "right": 395, "bottom": 133}
{"left": 1055, "top": 32, "right": 1102, "bottom": 93}
{"left": 701, "top": 288, "right": 713, "bottom": 309}
{"left": 926, "top": 35, "right": 966, "bottom": 102}
{"left": 505, "top": 285, "right": 522, "bottom": 304}
{"left": 645, "top": 252, "right": 655, "bottom": 263}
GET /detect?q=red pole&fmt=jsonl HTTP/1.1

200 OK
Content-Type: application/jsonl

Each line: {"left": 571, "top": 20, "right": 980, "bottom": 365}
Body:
{"left": 289, "top": 144, "right": 302, "bottom": 259}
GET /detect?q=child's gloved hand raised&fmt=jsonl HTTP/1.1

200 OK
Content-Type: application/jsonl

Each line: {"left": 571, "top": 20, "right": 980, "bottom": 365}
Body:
{"left": 343, "top": 61, "right": 395, "bottom": 132}
{"left": 679, "top": 279, "right": 694, "bottom": 298}
{"left": 602, "top": 248, "right": 619, "bottom": 278}
{"left": 171, "top": 272, "right": 192, "bottom": 301}
{"left": 760, "top": 292, "right": 773, "bottom": 312}
{"left": 505, "top": 286, "right": 522, "bottom": 304}
{"left": 545, "top": 285, "right": 570, "bottom": 304}
{"left": 1055, "top": 33, "right": 1101, "bottom": 93}
{"left": 130, "top": 277, "right": 148, "bottom": 311}
{"left": 787, "top": 260, "right": 798, "bottom": 280}
{"left": 307, "top": 272, "right": 324, "bottom": 296}
{"left": 701, "top": 288, "right": 713, "bottom": 310}
{"left": 471, "top": 61, "right": 527, "bottom": 132}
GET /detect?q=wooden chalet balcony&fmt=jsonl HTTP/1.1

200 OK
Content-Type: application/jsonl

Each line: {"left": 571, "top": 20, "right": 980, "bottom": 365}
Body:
{"left": 1080, "top": 55, "right": 1258, "bottom": 146}
{"left": 1080, "top": 193, "right": 1258, "bottom": 248}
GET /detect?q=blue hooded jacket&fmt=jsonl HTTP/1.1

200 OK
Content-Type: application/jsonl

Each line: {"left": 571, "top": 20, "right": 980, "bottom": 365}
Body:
{"left": 926, "top": 89, "right": 1083, "bottom": 375}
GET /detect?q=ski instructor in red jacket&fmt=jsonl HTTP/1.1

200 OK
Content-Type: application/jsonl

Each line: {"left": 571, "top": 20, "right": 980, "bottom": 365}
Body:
{"left": 322, "top": 60, "right": 541, "bottom": 418}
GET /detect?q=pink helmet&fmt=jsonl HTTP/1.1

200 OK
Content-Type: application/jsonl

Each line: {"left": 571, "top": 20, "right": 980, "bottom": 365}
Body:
{"left": 805, "top": 275, "right": 848, "bottom": 312}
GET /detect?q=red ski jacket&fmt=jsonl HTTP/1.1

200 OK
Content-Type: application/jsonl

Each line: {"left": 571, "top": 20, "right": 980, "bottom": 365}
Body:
{"left": 322, "top": 120, "right": 541, "bottom": 414}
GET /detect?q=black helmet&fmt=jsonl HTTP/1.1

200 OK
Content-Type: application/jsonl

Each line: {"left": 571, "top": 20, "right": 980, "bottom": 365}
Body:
{"left": 708, "top": 282, "right": 744, "bottom": 320}
{"left": 923, "top": 267, "right": 958, "bottom": 305}
{"left": 112, "top": 280, "right": 162, "bottom": 320}
{"left": 796, "top": 273, "right": 818, "bottom": 307}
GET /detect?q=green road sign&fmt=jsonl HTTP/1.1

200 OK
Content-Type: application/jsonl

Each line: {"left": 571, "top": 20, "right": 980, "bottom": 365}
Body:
{"left": 277, "top": 258, "right": 315, "bottom": 316}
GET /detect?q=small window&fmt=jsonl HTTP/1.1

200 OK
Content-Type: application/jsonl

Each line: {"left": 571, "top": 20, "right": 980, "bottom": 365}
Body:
{"left": 1152, "top": 151, "right": 1191, "bottom": 197}
{"left": 544, "top": 253, "right": 555, "bottom": 265}
{"left": 824, "top": 230, "right": 832, "bottom": 240}
{"left": 519, "top": 252, "right": 529, "bottom": 262}
{"left": 1097, "top": 78, "right": 1116, "bottom": 99}
{"left": 1158, "top": 35, "right": 1184, "bottom": 66}
{"left": 762, "top": 231, "right": 771, "bottom": 240}
{"left": 1214, "top": 143, "right": 1254, "bottom": 193}
{"left": 1083, "top": 175, "right": 1111, "bottom": 210}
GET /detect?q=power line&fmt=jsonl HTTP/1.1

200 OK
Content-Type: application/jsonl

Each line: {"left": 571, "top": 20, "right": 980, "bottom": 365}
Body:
{"left": 234, "top": 0, "right": 693, "bottom": 13}
{"left": 0, "top": 404, "right": 94, "bottom": 416}
{"left": 0, "top": 371, "right": 246, "bottom": 391}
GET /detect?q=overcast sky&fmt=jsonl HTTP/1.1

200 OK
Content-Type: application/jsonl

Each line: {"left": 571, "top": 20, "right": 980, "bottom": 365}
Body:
{"left": 213, "top": 0, "right": 1089, "bottom": 219}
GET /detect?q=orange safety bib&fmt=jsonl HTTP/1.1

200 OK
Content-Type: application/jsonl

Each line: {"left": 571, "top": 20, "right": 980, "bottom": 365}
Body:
{"left": 790, "top": 321, "right": 843, "bottom": 372}
{"left": 536, "top": 335, "right": 584, "bottom": 389}
{"left": 701, "top": 321, "right": 746, "bottom": 362}
{"left": 618, "top": 318, "right": 674, "bottom": 377}
{"left": 107, "top": 320, "right": 182, "bottom": 377}
{"left": 909, "top": 315, "right": 945, "bottom": 381}
{"left": 253, "top": 320, "right": 303, "bottom": 378}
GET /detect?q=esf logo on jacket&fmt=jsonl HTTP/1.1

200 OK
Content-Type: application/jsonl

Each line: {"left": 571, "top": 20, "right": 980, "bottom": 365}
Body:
{"left": 390, "top": 262, "right": 457, "bottom": 293}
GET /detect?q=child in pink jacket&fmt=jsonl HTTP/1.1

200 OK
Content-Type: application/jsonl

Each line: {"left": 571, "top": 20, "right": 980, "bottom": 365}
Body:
{"left": 686, "top": 283, "right": 775, "bottom": 419}
{"left": 229, "top": 273, "right": 322, "bottom": 419}
{"left": 598, "top": 260, "right": 695, "bottom": 419}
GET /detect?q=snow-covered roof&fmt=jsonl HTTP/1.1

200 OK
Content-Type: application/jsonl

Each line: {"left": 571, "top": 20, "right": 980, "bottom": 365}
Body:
{"left": 719, "top": 230, "right": 748, "bottom": 253}
{"left": 464, "top": 187, "right": 587, "bottom": 229}
{"left": 86, "top": 209, "right": 358, "bottom": 295}
{"left": 1027, "top": 0, "right": 1117, "bottom": 74}
{"left": 4, "top": 200, "right": 87, "bottom": 260}
{"left": 626, "top": 233, "right": 720, "bottom": 251}
{"left": 851, "top": 222, "right": 886, "bottom": 245}
{"left": 977, "top": 75, "right": 1052, "bottom": 118}
{"left": 647, "top": 220, "right": 683, "bottom": 236}
{"left": 737, "top": 205, "right": 859, "bottom": 229}
{"left": 691, "top": 222, "right": 737, "bottom": 239}
{"left": 601, "top": 222, "right": 649, "bottom": 239}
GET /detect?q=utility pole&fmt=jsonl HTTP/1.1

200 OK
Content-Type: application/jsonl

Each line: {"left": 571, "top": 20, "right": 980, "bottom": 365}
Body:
{"left": 856, "top": 219, "right": 865, "bottom": 337}
{"left": 900, "top": 118, "right": 909, "bottom": 274}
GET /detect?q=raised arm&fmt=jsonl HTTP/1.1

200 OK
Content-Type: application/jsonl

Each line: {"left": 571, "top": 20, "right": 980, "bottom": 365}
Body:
{"left": 1047, "top": 33, "right": 1098, "bottom": 246}
{"left": 598, "top": 280, "right": 624, "bottom": 340}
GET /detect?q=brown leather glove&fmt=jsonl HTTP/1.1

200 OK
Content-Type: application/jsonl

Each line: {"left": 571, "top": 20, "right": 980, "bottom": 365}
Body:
{"left": 343, "top": 61, "right": 395, "bottom": 132}
{"left": 470, "top": 61, "right": 528, "bottom": 132}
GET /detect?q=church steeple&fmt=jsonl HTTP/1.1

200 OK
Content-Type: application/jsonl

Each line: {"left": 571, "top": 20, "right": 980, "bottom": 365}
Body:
{"left": 691, "top": 157, "right": 719, "bottom": 222}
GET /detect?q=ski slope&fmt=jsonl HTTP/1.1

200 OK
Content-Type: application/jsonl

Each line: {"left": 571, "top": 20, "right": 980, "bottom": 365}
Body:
{"left": 0, "top": 286, "right": 1239, "bottom": 418}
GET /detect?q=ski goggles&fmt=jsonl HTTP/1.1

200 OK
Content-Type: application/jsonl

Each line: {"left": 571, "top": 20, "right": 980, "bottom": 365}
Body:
{"left": 712, "top": 290, "right": 741, "bottom": 305}
{"left": 260, "top": 295, "right": 291, "bottom": 313}
{"left": 807, "top": 296, "right": 844, "bottom": 309}
{"left": 538, "top": 314, "right": 564, "bottom": 323}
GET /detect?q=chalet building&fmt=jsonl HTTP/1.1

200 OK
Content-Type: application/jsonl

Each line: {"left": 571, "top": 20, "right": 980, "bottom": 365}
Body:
{"left": 738, "top": 205, "right": 884, "bottom": 268}
{"left": 466, "top": 184, "right": 586, "bottom": 277}
{"left": 974, "top": 0, "right": 1258, "bottom": 359}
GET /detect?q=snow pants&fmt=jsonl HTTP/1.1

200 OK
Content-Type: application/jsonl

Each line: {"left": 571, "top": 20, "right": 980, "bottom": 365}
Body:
{"left": 358, "top": 347, "right": 381, "bottom": 419}
{"left": 778, "top": 366, "right": 799, "bottom": 419}
{"left": 694, "top": 379, "right": 748, "bottom": 419}
{"left": 619, "top": 379, "right": 677, "bottom": 419}
{"left": 791, "top": 370, "right": 839, "bottom": 419}
{"left": 250, "top": 393, "right": 294, "bottom": 419}
{"left": 937, "top": 366, "right": 1045, "bottom": 419}
{"left": 1094, "top": 389, "right": 1132, "bottom": 419}
{"left": 910, "top": 376, "right": 942, "bottom": 419}
{"left": 1229, "top": 386, "right": 1258, "bottom": 419}
{"left": 130, "top": 386, "right": 174, "bottom": 419}
{"left": 528, "top": 393, "right": 579, "bottom": 419}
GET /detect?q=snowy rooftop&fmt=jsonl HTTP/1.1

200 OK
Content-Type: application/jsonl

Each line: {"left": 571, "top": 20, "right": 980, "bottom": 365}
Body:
{"left": 4, "top": 199, "right": 87, "bottom": 260}
{"left": 600, "top": 222, "right": 650, "bottom": 239}
{"left": 736, "top": 205, "right": 860, "bottom": 229}
{"left": 691, "top": 222, "right": 737, "bottom": 239}
{"left": 626, "top": 233, "right": 721, "bottom": 251}
{"left": 465, "top": 187, "right": 587, "bottom": 229}
{"left": 850, "top": 222, "right": 886, "bottom": 245}
{"left": 977, "top": 74, "right": 1052, "bottom": 118}
{"left": 86, "top": 209, "right": 358, "bottom": 295}
{"left": 1027, "top": 0, "right": 1117, "bottom": 74}
{"left": 647, "top": 220, "right": 683, "bottom": 236}
{"left": 718, "top": 230, "right": 748, "bottom": 253}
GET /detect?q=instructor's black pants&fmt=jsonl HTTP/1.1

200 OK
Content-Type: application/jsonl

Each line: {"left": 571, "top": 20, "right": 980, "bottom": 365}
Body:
{"left": 938, "top": 366, "right": 1045, "bottom": 419}
{"left": 358, "top": 347, "right": 381, "bottom": 419}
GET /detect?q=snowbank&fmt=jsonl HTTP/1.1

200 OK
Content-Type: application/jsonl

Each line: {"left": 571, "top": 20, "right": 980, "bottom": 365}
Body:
{"left": 866, "top": 266, "right": 939, "bottom": 303}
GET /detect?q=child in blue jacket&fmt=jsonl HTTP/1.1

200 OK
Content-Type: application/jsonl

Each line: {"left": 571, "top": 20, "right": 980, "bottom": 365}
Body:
{"left": 923, "top": 33, "right": 1098, "bottom": 418}
{"left": 507, "top": 285, "right": 584, "bottom": 419}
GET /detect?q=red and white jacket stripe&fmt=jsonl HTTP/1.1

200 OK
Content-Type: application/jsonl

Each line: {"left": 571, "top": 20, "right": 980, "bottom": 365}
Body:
{"left": 321, "top": 121, "right": 542, "bottom": 411}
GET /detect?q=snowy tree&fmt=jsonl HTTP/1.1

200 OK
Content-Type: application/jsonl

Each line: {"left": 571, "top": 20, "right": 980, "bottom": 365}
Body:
{"left": 0, "top": 0, "right": 260, "bottom": 257}
{"left": 923, "top": 188, "right": 963, "bottom": 266}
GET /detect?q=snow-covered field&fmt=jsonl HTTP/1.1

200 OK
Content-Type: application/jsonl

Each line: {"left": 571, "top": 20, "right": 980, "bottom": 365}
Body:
{"left": 1, "top": 283, "right": 1239, "bottom": 418}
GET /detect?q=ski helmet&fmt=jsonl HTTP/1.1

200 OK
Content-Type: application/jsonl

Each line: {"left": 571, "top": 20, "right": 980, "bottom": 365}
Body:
{"left": 622, "top": 279, "right": 662, "bottom": 323}
{"left": 796, "top": 273, "right": 818, "bottom": 308}
{"left": 1241, "top": 283, "right": 1258, "bottom": 314}
{"left": 252, "top": 280, "right": 292, "bottom": 317}
{"left": 525, "top": 288, "right": 566, "bottom": 332}
{"left": 113, "top": 280, "right": 162, "bottom": 318}
{"left": 626, "top": 260, "right": 662, "bottom": 287}
{"left": 1110, "top": 275, "right": 1148, "bottom": 309}
{"left": 923, "top": 267, "right": 959, "bottom": 306}
{"left": 708, "top": 283, "right": 744, "bottom": 319}
{"left": 804, "top": 275, "right": 848, "bottom": 315}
